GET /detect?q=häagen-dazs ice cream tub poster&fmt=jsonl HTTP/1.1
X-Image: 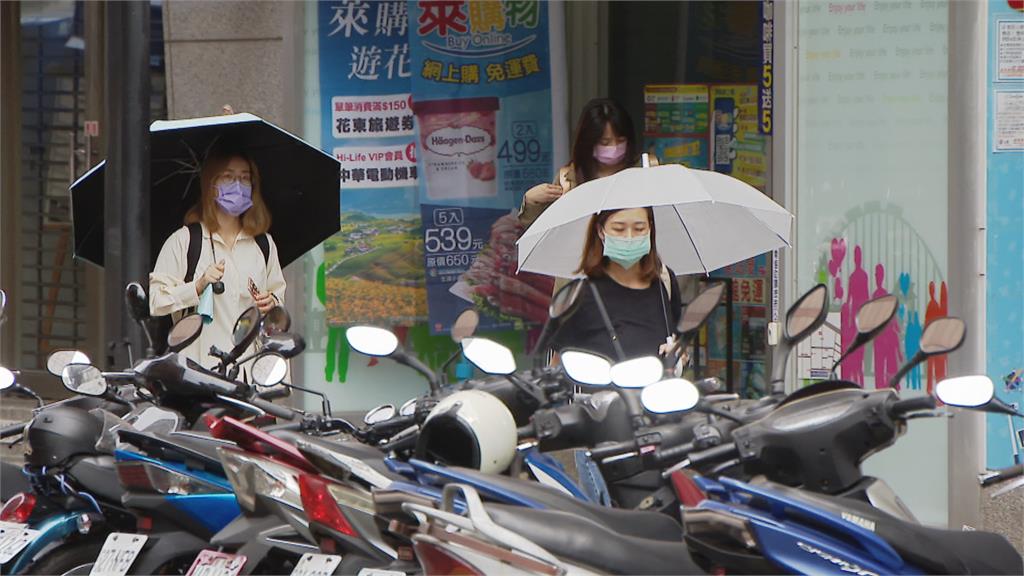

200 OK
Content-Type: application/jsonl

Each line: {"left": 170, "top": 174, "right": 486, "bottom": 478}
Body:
{"left": 413, "top": 97, "right": 500, "bottom": 200}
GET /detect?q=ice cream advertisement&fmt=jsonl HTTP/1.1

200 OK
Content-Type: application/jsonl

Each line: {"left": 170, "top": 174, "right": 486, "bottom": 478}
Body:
{"left": 410, "top": 0, "right": 555, "bottom": 333}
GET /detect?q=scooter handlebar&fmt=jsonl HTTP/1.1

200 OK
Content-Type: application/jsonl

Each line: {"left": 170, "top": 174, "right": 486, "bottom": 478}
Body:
{"left": 0, "top": 422, "right": 26, "bottom": 439}
{"left": 889, "top": 395, "right": 937, "bottom": 417}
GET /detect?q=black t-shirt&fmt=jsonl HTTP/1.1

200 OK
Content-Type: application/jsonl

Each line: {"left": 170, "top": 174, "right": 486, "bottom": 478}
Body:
{"left": 552, "top": 273, "right": 682, "bottom": 361}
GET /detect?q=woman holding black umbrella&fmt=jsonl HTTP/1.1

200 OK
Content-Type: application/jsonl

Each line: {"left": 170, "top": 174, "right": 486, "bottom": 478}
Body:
{"left": 149, "top": 146, "right": 286, "bottom": 366}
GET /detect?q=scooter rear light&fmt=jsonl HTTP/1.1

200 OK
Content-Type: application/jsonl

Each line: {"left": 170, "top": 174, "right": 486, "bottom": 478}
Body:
{"left": 0, "top": 492, "right": 36, "bottom": 523}
{"left": 412, "top": 540, "right": 483, "bottom": 576}
{"left": 116, "top": 460, "right": 225, "bottom": 495}
{"left": 208, "top": 416, "right": 314, "bottom": 472}
{"left": 298, "top": 474, "right": 356, "bottom": 538}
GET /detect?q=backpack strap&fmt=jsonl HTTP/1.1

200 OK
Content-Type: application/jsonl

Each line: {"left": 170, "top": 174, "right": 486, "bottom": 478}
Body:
{"left": 254, "top": 234, "right": 270, "bottom": 267}
{"left": 184, "top": 222, "right": 203, "bottom": 282}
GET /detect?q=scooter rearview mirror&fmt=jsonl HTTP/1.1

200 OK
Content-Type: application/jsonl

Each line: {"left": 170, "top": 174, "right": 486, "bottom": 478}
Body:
{"left": 530, "top": 279, "right": 587, "bottom": 361}
{"left": 346, "top": 326, "right": 400, "bottom": 357}
{"left": 252, "top": 353, "right": 288, "bottom": 388}
{"left": 676, "top": 281, "right": 726, "bottom": 335}
{"left": 451, "top": 309, "right": 480, "bottom": 344}
{"left": 641, "top": 378, "right": 701, "bottom": 414}
{"left": 0, "top": 367, "right": 15, "bottom": 390}
{"left": 261, "top": 306, "right": 291, "bottom": 337}
{"left": 167, "top": 314, "right": 204, "bottom": 352}
{"left": 125, "top": 282, "right": 151, "bottom": 323}
{"left": 261, "top": 333, "right": 306, "bottom": 359}
{"left": 61, "top": 364, "right": 108, "bottom": 397}
{"left": 229, "top": 306, "right": 262, "bottom": 357}
{"left": 46, "top": 349, "right": 92, "bottom": 377}
{"left": 769, "top": 284, "right": 829, "bottom": 395}
{"left": 784, "top": 284, "right": 828, "bottom": 344}
{"left": 830, "top": 294, "right": 899, "bottom": 376}
{"left": 461, "top": 337, "right": 516, "bottom": 376}
{"left": 610, "top": 356, "right": 663, "bottom": 389}
{"left": 550, "top": 279, "right": 586, "bottom": 320}
{"left": 888, "top": 317, "right": 965, "bottom": 389}
{"left": 919, "top": 317, "right": 966, "bottom": 356}
{"left": 560, "top": 349, "right": 612, "bottom": 386}
{"left": 935, "top": 375, "right": 994, "bottom": 408}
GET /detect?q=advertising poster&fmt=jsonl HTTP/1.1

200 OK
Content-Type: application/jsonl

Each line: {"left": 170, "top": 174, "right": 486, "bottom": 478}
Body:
{"left": 318, "top": 1, "right": 427, "bottom": 326}
{"left": 710, "top": 85, "right": 768, "bottom": 190}
{"left": 642, "top": 84, "right": 709, "bottom": 169}
{"left": 986, "top": 0, "right": 1024, "bottom": 469}
{"left": 409, "top": 0, "right": 555, "bottom": 334}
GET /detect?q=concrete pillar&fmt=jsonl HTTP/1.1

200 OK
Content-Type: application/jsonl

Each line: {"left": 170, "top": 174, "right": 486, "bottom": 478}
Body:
{"left": 946, "top": 0, "right": 987, "bottom": 531}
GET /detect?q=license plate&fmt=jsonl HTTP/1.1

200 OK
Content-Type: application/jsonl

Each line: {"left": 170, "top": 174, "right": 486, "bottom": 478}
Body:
{"left": 186, "top": 550, "right": 247, "bottom": 576}
{"left": 89, "top": 533, "right": 148, "bottom": 576}
{"left": 357, "top": 569, "right": 407, "bottom": 576}
{"left": 290, "top": 553, "right": 341, "bottom": 576}
{"left": 0, "top": 522, "right": 40, "bottom": 563}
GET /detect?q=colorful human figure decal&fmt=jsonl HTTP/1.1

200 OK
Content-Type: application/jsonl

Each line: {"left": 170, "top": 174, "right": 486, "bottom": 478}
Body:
{"left": 872, "top": 264, "right": 903, "bottom": 388}
{"left": 925, "top": 280, "right": 950, "bottom": 393}
{"left": 842, "top": 246, "right": 870, "bottom": 385}
{"left": 319, "top": 262, "right": 351, "bottom": 382}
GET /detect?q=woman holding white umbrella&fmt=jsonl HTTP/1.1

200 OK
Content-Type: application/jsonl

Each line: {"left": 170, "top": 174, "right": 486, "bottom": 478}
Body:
{"left": 550, "top": 206, "right": 681, "bottom": 361}
{"left": 519, "top": 163, "right": 793, "bottom": 361}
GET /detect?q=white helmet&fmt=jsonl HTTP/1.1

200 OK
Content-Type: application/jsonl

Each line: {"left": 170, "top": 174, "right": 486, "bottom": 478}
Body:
{"left": 415, "top": 390, "right": 517, "bottom": 474}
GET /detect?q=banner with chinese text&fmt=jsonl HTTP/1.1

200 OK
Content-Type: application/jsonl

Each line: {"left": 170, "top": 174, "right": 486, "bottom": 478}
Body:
{"left": 318, "top": 0, "right": 427, "bottom": 326}
{"left": 409, "top": 0, "right": 555, "bottom": 334}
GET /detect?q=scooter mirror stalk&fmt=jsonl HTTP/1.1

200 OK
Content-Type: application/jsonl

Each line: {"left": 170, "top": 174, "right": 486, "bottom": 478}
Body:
{"left": 769, "top": 284, "right": 829, "bottom": 395}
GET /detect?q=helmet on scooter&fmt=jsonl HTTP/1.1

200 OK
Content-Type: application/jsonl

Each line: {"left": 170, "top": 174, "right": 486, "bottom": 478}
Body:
{"left": 415, "top": 390, "right": 517, "bottom": 474}
{"left": 24, "top": 406, "right": 104, "bottom": 467}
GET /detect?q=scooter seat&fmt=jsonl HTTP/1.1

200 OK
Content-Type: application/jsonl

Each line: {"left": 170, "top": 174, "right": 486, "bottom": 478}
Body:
{"left": 484, "top": 503, "right": 702, "bottom": 575}
{"left": 763, "top": 481, "right": 1022, "bottom": 575}
{"left": 415, "top": 462, "right": 683, "bottom": 541}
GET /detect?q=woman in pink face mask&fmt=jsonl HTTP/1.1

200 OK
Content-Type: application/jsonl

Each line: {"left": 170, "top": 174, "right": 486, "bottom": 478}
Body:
{"left": 520, "top": 98, "right": 651, "bottom": 228}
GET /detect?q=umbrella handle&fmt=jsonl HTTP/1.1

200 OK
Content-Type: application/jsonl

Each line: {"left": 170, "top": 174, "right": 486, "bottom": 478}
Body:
{"left": 212, "top": 281, "right": 225, "bottom": 295}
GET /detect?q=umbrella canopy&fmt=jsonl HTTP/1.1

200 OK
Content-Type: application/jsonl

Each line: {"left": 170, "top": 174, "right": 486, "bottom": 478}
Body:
{"left": 70, "top": 113, "right": 340, "bottom": 268}
{"left": 516, "top": 164, "right": 792, "bottom": 278}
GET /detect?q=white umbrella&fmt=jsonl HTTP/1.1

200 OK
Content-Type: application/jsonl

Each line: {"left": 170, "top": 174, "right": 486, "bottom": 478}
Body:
{"left": 516, "top": 164, "right": 792, "bottom": 278}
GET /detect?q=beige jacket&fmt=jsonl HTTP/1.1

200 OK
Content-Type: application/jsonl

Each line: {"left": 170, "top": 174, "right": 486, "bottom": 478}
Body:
{"left": 149, "top": 223, "right": 286, "bottom": 368}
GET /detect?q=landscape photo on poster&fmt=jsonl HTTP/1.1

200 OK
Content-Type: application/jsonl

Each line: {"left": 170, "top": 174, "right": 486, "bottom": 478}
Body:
{"left": 318, "top": 1, "right": 427, "bottom": 327}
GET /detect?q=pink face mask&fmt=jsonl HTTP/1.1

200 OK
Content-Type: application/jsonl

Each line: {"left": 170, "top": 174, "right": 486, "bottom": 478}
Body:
{"left": 593, "top": 142, "right": 627, "bottom": 166}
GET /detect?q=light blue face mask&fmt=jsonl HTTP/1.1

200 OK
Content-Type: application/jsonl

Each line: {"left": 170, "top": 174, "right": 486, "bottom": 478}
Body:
{"left": 602, "top": 233, "right": 651, "bottom": 270}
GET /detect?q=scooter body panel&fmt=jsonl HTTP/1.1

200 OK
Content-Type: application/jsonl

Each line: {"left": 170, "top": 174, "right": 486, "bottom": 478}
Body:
{"left": 6, "top": 512, "right": 79, "bottom": 574}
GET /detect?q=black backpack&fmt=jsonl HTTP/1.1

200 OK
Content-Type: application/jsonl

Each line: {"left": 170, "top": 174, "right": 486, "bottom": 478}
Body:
{"left": 151, "top": 223, "right": 270, "bottom": 353}
{"left": 182, "top": 222, "right": 270, "bottom": 282}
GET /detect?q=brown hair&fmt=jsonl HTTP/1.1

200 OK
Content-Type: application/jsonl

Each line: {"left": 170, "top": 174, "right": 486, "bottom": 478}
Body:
{"left": 577, "top": 207, "right": 662, "bottom": 283}
{"left": 184, "top": 150, "right": 271, "bottom": 236}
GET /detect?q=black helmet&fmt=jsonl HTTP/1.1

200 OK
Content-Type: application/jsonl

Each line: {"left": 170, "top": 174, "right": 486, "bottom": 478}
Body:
{"left": 25, "top": 406, "right": 104, "bottom": 467}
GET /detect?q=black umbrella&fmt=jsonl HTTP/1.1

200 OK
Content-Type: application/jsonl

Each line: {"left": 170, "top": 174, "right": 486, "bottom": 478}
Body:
{"left": 70, "top": 113, "right": 341, "bottom": 268}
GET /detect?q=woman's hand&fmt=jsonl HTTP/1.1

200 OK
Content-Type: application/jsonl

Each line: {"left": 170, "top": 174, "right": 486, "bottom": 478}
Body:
{"left": 196, "top": 260, "right": 225, "bottom": 294}
{"left": 524, "top": 183, "right": 564, "bottom": 206}
{"left": 254, "top": 292, "right": 276, "bottom": 314}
